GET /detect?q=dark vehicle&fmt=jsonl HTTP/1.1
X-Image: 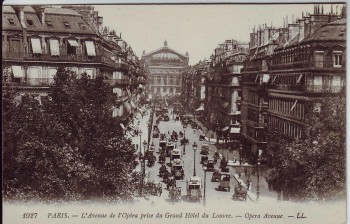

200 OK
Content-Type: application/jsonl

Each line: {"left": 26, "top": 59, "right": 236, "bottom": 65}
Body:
{"left": 217, "top": 172, "right": 231, "bottom": 192}
{"left": 171, "top": 159, "right": 185, "bottom": 180}
{"left": 232, "top": 184, "right": 247, "bottom": 201}
{"left": 205, "top": 159, "right": 215, "bottom": 171}
{"left": 200, "top": 144, "right": 209, "bottom": 155}
{"left": 211, "top": 169, "right": 221, "bottom": 182}
{"left": 159, "top": 140, "right": 167, "bottom": 153}
{"left": 158, "top": 152, "right": 166, "bottom": 164}
{"left": 199, "top": 133, "right": 206, "bottom": 141}
{"left": 200, "top": 155, "right": 208, "bottom": 166}
{"left": 159, "top": 165, "right": 167, "bottom": 177}
{"left": 180, "top": 138, "right": 189, "bottom": 145}
{"left": 147, "top": 155, "right": 156, "bottom": 167}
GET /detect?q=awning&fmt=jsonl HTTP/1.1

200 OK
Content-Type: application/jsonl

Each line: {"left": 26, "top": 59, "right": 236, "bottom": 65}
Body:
{"left": 49, "top": 39, "right": 60, "bottom": 56}
{"left": 67, "top": 39, "right": 79, "bottom": 47}
{"left": 85, "top": 41, "right": 96, "bottom": 56}
{"left": 222, "top": 126, "right": 230, "bottom": 131}
{"left": 223, "top": 102, "right": 229, "bottom": 108}
{"left": 31, "top": 38, "right": 42, "bottom": 54}
{"left": 230, "top": 127, "right": 240, "bottom": 133}
{"left": 120, "top": 123, "right": 126, "bottom": 130}
{"left": 12, "top": 66, "right": 25, "bottom": 78}
{"left": 47, "top": 68, "right": 57, "bottom": 79}
{"left": 195, "top": 105, "right": 204, "bottom": 111}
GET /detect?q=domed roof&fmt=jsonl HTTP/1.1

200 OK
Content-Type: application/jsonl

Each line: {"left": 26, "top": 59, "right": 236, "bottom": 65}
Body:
{"left": 151, "top": 52, "right": 180, "bottom": 60}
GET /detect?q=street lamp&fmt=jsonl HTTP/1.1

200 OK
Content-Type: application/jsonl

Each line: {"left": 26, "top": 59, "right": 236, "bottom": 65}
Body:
{"left": 203, "top": 169, "right": 207, "bottom": 206}
{"left": 183, "top": 125, "right": 186, "bottom": 155}
{"left": 193, "top": 142, "right": 197, "bottom": 176}
{"left": 256, "top": 149, "right": 263, "bottom": 201}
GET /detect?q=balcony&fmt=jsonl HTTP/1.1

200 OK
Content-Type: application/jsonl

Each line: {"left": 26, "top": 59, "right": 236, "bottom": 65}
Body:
{"left": 268, "top": 84, "right": 343, "bottom": 93}
{"left": 269, "top": 60, "right": 344, "bottom": 71}
{"left": 7, "top": 78, "right": 54, "bottom": 87}
{"left": 104, "top": 79, "right": 130, "bottom": 86}
{"left": 3, "top": 51, "right": 129, "bottom": 70}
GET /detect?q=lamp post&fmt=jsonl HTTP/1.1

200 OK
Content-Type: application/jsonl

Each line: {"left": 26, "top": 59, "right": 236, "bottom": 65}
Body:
{"left": 138, "top": 130, "right": 143, "bottom": 196}
{"left": 203, "top": 169, "right": 207, "bottom": 206}
{"left": 183, "top": 125, "right": 186, "bottom": 155}
{"left": 193, "top": 142, "right": 197, "bottom": 176}
{"left": 256, "top": 149, "right": 262, "bottom": 201}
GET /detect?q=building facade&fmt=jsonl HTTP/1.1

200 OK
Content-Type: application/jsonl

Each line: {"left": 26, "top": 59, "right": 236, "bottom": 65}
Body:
{"left": 205, "top": 40, "right": 248, "bottom": 140}
{"left": 240, "top": 5, "right": 346, "bottom": 162}
{"left": 2, "top": 5, "right": 147, "bottom": 127}
{"left": 142, "top": 40, "right": 188, "bottom": 98}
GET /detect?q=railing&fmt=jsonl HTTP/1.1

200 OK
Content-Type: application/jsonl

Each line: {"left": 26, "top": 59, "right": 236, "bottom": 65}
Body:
{"left": 9, "top": 78, "right": 54, "bottom": 87}
{"left": 269, "top": 60, "right": 344, "bottom": 70}
{"left": 103, "top": 79, "right": 130, "bottom": 85}
{"left": 268, "top": 84, "right": 343, "bottom": 93}
{"left": 3, "top": 51, "right": 129, "bottom": 70}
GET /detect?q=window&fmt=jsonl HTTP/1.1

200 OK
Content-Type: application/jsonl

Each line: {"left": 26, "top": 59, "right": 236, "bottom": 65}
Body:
{"left": 8, "top": 18, "right": 15, "bottom": 25}
{"left": 67, "top": 40, "right": 78, "bottom": 55}
{"left": 333, "top": 51, "right": 343, "bottom": 68}
{"left": 46, "top": 20, "right": 53, "bottom": 27}
{"left": 314, "top": 51, "right": 324, "bottom": 68}
{"left": 63, "top": 22, "right": 71, "bottom": 29}
{"left": 27, "top": 19, "right": 34, "bottom": 26}
{"left": 78, "top": 23, "right": 86, "bottom": 29}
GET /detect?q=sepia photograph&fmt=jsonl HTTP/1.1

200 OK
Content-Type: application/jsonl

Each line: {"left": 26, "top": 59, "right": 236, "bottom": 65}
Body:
{"left": 2, "top": 1, "right": 347, "bottom": 223}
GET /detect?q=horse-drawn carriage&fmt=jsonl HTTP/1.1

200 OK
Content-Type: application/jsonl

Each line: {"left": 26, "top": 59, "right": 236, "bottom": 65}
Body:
{"left": 199, "top": 133, "right": 206, "bottom": 141}
{"left": 166, "top": 143, "right": 175, "bottom": 157}
{"left": 169, "top": 186, "right": 182, "bottom": 202}
{"left": 186, "top": 176, "right": 202, "bottom": 202}
{"left": 211, "top": 169, "right": 221, "bottom": 182}
{"left": 232, "top": 184, "right": 247, "bottom": 201}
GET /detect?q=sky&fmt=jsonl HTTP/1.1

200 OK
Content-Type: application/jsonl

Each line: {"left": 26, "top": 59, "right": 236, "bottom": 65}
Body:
{"left": 93, "top": 3, "right": 344, "bottom": 65}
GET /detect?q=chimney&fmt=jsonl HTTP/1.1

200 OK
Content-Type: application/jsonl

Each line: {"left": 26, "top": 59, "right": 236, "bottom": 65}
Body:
{"left": 14, "top": 6, "right": 26, "bottom": 29}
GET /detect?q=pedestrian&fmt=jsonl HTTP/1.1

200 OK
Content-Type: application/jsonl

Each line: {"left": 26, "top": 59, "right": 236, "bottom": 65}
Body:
{"left": 233, "top": 155, "right": 237, "bottom": 163}
{"left": 247, "top": 179, "right": 251, "bottom": 191}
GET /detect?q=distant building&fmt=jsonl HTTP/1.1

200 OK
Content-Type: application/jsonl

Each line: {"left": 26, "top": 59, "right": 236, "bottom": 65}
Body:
{"left": 142, "top": 40, "right": 189, "bottom": 98}
{"left": 205, "top": 40, "right": 248, "bottom": 140}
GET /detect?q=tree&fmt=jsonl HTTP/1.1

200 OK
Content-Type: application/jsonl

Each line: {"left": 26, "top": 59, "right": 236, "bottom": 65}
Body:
{"left": 3, "top": 68, "right": 138, "bottom": 201}
{"left": 265, "top": 94, "right": 346, "bottom": 200}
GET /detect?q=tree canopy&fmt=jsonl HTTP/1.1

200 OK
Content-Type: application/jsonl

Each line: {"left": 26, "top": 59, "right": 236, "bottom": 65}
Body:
{"left": 3, "top": 68, "right": 138, "bottom": 202}
{"left": 265, "top": 94, "right": 346, "bottom": 200}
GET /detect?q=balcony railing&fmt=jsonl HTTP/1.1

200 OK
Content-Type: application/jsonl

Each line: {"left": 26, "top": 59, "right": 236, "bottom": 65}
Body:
{"left": 7, "top": 78, "right": 54, "bottom": 87}
{"left": 269, "top": 60, "right": 344, "bottom": 70}
{"left": 268, "top": 84, "right": 343, "bottom": 93}
{"left": 104, "top": 79, "right": 130, "bottom": 86}
{"left": 3, "top": 51, "right": 129, "bottom": 70}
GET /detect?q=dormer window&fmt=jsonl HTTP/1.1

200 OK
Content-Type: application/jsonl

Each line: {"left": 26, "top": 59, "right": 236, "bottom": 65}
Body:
{"left": 78, "top": 23, "right": 86, "bottom": 29}
{"left": 63, "top": 22, "right": 70, "bottom": 29}
{"left": 27, "top": 19, "right": 34, "bottom": 26}
{"left": 46, "top": 20, "right": 53, "bottom": 27}
{"left": 8, "top": 18, "right": 15, "bottom": 25}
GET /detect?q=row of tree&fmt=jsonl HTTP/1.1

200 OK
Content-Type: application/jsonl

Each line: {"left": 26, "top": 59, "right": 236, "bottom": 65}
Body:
{"left": 3, "top": 68, "right": 139, "bottom": 202}
{"left": 265, "top": 94, "right": 346, "bottom": 200}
